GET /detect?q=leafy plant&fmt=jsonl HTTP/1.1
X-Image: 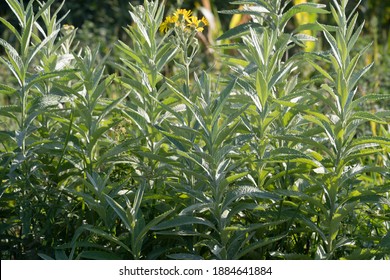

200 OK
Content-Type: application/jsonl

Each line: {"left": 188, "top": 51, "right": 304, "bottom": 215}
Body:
{"left": 1, "top": 0, "right": 389, "bottom": 260}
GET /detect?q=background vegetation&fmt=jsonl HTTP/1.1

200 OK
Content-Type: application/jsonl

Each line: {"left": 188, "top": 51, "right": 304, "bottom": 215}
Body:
{"left": 1, "top": 0, "right": 389, "bottom": 260}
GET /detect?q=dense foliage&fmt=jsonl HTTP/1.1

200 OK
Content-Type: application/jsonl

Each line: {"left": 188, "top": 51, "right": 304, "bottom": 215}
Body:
{"left": 0, "top": 0, "right": 389, "bottom": 260}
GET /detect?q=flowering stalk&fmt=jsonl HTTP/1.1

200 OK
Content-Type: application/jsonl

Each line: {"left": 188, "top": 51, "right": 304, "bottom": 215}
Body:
{"left": 160, "top": 9, "right": 208, "bottom": 99}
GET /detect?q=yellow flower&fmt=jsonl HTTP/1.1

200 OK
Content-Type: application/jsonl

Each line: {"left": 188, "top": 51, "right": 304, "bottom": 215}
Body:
{"left": 160, "top": 9, "right": 208, "bottom": 33}
{"left": 187, "top": 16, "right": 208, "bottom": 32}
{"left": 159, "top": 15, "right": 177, "bottom": 33}
{"left": 200, "top": 17, "right": 208, "bottom": 27}
{"left": 173, "top": 9, "right": 192, "bottom": 22}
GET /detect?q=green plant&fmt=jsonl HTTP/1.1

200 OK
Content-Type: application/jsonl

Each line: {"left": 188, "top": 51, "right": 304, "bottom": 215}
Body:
{"left": 271, "top": 0, "right": 390, "bottom": 259}
{"left": 0, "top": 0, "right": 80, "bottom": 259}
{"left": 1, "top": 0, "right": 389, "bottom": 260}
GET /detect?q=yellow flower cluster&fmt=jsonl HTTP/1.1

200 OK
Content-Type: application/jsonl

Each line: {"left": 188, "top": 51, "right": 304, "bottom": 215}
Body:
{"left": 160, "top": 9, "right": 208, "bottom": 33}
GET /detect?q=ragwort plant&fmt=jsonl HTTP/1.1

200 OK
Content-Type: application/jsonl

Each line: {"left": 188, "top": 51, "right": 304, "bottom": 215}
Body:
{"left": 297, "top": 0, "right": 390, "bottom": 259}
{"left": 0, "top": 0, "right": 81, "bottom": 259}
{"left": 218, "top": 0, "right": 331, "bottom": 258}
{"left": 1, "top": 0, "right": 389, "bottom": 260}
{"left": 213, "top": 0, "right": 389, "bottom": 259}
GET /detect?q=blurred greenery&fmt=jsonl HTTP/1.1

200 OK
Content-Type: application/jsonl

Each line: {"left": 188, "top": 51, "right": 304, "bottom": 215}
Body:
{"left": 1, "top": 0, "right": 388, "bottom": 68}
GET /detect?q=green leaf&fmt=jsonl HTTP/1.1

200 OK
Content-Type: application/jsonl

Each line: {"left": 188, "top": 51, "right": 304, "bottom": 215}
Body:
{"left": 5, "top": 0, "right": 25, "bottom": 27}
{"left": 34, "top": 0, "right": 55, "bottom": 20}
{"left": 321, "top": 26, "right": 342, "bottom": 69}
{"left": 104, "top": 194, "right": 132, "bottom": 232}
{"left": 219, "top": 172, "right": 249, "bottom": 191}
{"left": 256, "top": 69, "right": 268, "bottom": 108}
{"left": 213, "top": 105, "right": 248, "bottom": 149}
{"left": 37, "top": 253, "right": 55, "bottom": 260}
{"left": 349, "top": 62, "right": 373, "bottom": 91}
{"left": 280, "top": 3, "right": 329, "bottom": 29}
{"left": 129, "top": 11, "right": 151, "bottom": 48}
{"left": 97, "top": 90, "right": 129, "bottom": 124}
{"left": 350, "top": 136, "right": 390, "bottom": 148}
{"left": 211, "top": 78, "right": 236, "bottom": 128}
{"left": 116, "top": 40, "right": 143, "bottom": 64}
{"left": 351, "top": 94, "right": 390, "bottom": 108}
{"left": 236, "top": 234, "right": 287, "bottom": 259}
{"left": 269, "top": 62, "right": 293, "bottom": 89}
{"left": 134, "top": 209, "right": 174, "bottom": 249}
{"left": 230, "top": 0, "right": 271, "bottom": 10}
{"left": 219, "top": 7, "right": 269, "bottom": 18}
{"left": 20, "top": 5, "right": 33, "bottom": 58}
{"left": 294, "top": 22, "right": 337, "bottom": 33}
{"left": 298, "top": 215, "right": 327, "bottom": 243}
{"left": 225, "top": 219, "right": 288, "bottom": 233}
{"left": 156, "top": 44, "right": 178, "bottom": 72}
{"left": 160, "top": 130, "right": 193, "bottom": 152}
{"left": 268, "top": 147, "right": 320, "bottom": 167}
{"left": 151, "top": 216, "right": 216, "bottom": 231}
{"left": 166, "top": 79, "right": 208, "bottom": 133}
{"left": 0, "top": 38, "right": 23, "bottom": 74}
{"left": 0, "top": 84, "right": 17, "bottom": 95}
{"left": 277, "top": 189, "right": 328, "bottom": 214}
{"left": 25, "top": 70, "right": 76, "bottom": 92}
{"left": 329, "top": 202, "right": 357, "bottom": 242}
{"left": 348, "top": 42, "right": 371, "bottom": 79}
{"left": 26, "top": 29, "right": 60, "bottom": 66}
{"left": 272, "top": 134, "right": 333, "bottom": 159}
{"left": 350, "top": 111, "right": 386, "bottom": 124}
{"left": 71, "top": 224, "right": 131, "bottom": 258}
{"left": 223, "top": 186, "right": 280, "bottom": 212}
{"left": 307, "top": 60, "right": 334, "bottom": 82}
{"left": 347, "top": 21, "right": 364, "bottom": 52}
{"left": 217, "top": 22, "right": 263, "bottom": 41}
{"left": 0, "top": 17, "right": 21, "bottom": 42}
{"left": 379, "top": 232, "right": 390, "bottom": 248}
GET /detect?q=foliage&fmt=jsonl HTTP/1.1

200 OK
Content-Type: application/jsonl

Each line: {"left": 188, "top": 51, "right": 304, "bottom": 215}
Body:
{"left": 0, "top": 0, "right": 389, "bottom": 260}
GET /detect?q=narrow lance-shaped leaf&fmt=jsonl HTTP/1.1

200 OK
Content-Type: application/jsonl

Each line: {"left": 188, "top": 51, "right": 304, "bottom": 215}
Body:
{"left": 229, "top": 0, "right": 271, "bottom": 10}
{"left": 236, "top": 234, "right": 287, "bottom": 259}
{"left": 321, "top": 25, "right": 342, "bottom": 69}
{"left": 26, "top": 29, "right": 60, "bottom": 66}
{"left": 129, "top": 11, "right": 151, "bottom": 48}
{"left": 217, "top": 22, "right": 263, "bottom": 41}
{"left": 134, "top": 209, "right": 174, "bottom": 250}
{"left": 269, "top": 62, "right": 293, "bottom": 89}
{"left": 156, "top": 44, "right": 178, "bottom": 72}
{"left": 116, "top": 40, "right": 143, "bottom": 64}
{"left": 256, "top": 70, "right": 268, "bottom": 108}
{"left": 20, "top": 6, "right": 34, "bottom": 58}
{"left": 218, "top": 7, "right": 269, "bottom": 18}
{"left": 0, "top": 38, "right": 23, "bottom": 73}
{"left": 347, "top": 21, "right": 364, "bottom": 52}
{"left": 104, "top": 194, "right": 132, "bottom": 232}
{"left": 350, "top": 136, "right": 390, "bottom": 148}
{"left": 5, "top": 0, "right": 25, "bottom": 28}
{"left": 70, "top": 224, "right": 131, "bottom": 259}
{"left": 151, "top": 216, "right": 216, "bottom": 231}
{"left": 0, "top": 17, "right": 22, "bottom": 42}
{"left": 280, "top": 3, "right": 329, "bottom": 29}
{"left": 34, "top": 0, "right": 56, "bottom": 23}
{"left": 0, "top": 83, "right": 17, "bottom": 96}
{"left": 349, "top": 62, "right": 373, "bottom": 92}
{"left": 0, "top": 56, "right": 23, "bottom": 86}
{"left": 350, "top": 111, "right": 386, "bottom": 124}
{"left": 211, "top": 78, "right": 236, "bottom": 128}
